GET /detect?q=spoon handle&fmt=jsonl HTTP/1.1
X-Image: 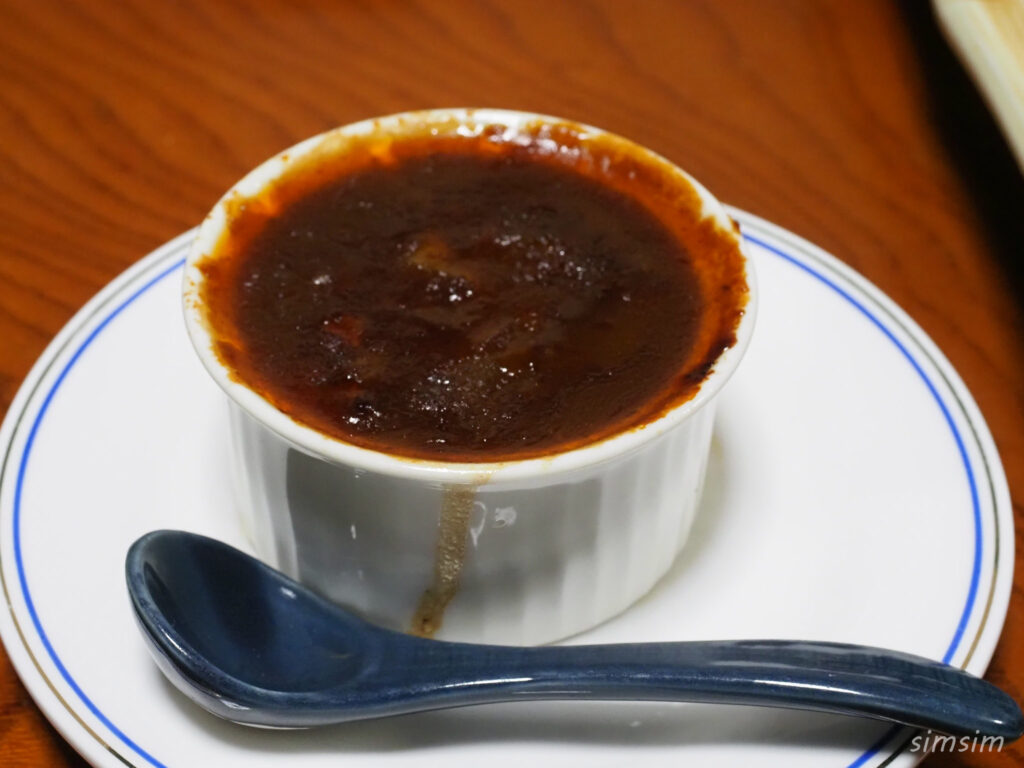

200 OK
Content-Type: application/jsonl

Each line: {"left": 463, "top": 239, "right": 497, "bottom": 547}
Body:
{"left": 389, "top": 638, "right": 1022, "bottom": 738}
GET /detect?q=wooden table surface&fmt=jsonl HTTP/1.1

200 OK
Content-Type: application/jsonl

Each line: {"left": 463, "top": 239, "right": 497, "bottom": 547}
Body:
{"left": 1, "top": 1, "right": 1021, "bottom": 765}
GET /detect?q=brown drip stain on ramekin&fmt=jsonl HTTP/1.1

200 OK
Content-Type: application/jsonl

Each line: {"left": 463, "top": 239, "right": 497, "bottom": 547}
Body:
{"left": 409, "top": 484, "right": 480, "bottom": 637}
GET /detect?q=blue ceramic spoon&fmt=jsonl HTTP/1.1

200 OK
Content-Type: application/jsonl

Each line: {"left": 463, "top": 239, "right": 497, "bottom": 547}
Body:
{"left": 125, "top": 530, "right": 1022, "bottom": 737}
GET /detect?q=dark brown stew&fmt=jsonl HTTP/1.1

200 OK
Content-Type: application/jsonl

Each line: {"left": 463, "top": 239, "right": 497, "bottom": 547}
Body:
{"left": 196, "top": 123, "right": 747, "bottom": 461}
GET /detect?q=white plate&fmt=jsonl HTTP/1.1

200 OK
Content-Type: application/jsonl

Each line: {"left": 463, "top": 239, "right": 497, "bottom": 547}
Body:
{"left": 0, "top": 210, "right": 1013, "bottom": 768}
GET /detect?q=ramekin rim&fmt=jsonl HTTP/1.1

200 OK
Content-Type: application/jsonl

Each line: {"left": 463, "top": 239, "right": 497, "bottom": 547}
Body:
{"left": 182, "top": 107, "right": 757, "bottom": 484}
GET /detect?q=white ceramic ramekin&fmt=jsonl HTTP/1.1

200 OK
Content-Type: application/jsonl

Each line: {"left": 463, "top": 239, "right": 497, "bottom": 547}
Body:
{"left": 183, "top": 109, "right": 756, "bottom": 646}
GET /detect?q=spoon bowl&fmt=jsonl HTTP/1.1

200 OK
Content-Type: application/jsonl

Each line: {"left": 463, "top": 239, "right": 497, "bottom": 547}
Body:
{"left": 126, "top": 530, "right": 1023, "bottom": 736}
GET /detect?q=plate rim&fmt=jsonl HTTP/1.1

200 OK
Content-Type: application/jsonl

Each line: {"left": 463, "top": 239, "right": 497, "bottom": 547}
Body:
{"left": 0, "top": 212, "right": 1013, "bottom": 768}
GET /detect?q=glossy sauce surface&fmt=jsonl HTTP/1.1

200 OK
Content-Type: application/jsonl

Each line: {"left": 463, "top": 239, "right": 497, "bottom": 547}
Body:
{"left": 198, "top": 125, "right": 747, "bottom": 461}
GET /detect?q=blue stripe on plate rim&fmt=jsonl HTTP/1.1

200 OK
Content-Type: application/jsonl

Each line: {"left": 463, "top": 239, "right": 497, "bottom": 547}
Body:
{"left": 0, "top": 212, "right": 1006, "bottom": 768}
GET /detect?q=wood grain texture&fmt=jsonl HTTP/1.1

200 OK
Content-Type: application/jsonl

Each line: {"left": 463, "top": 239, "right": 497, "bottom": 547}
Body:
{"left": 0, "top": 1, "right": 1022, "bottom": 765}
